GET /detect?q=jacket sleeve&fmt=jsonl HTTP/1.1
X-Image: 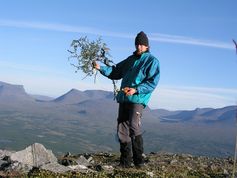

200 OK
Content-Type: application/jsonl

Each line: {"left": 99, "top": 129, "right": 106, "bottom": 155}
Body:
{"left": 99, "top": 59, "right": 126, "bottom": 80}
{"left": 136, "top": 59, "right": 160, "bottom": 94}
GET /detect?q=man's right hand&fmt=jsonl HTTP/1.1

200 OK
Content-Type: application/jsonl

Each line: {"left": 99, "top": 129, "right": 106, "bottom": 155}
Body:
{"left": 92, "top": 61, "right": 100, "bottom": 70}
{"left": 122, "top": 87, "right": 137, "bottom": 96}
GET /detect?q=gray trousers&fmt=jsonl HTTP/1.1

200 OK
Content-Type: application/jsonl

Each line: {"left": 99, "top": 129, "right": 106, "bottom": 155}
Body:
{"left": 117, "top": 103, "right": 144, "bottom": 143}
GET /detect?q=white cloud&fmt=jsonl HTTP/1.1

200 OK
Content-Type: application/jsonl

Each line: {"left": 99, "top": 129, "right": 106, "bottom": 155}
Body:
{"left": 149, "top": 85, "right": 237, "bottom": 110}
{"left": 150, "top": 33, "right": 234, "bottom": 50}
{"left": 0, "top": 19, "right": 235, "bottom": 50}
{"left": 0, "top": 19, "right": 133, "bottom": 39}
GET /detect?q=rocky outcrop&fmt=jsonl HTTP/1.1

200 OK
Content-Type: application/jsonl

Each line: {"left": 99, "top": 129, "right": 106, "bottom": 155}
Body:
{"left": 0, "top": 143, "right": 61, "bottom": 173}
{"left": 0, "top": 143, "right": 95, "bottom": 175}
{"left": 10, "top": 143, "right": 57, "bottom": 167}
{"left": 0, "top": 143, "right": 236, "bottom": 177}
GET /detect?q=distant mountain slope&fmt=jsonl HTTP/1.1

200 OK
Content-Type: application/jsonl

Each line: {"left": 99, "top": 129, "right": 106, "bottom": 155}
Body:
{"left": 74, "top": 98, "right": 118, "bottom": 124}
{"left": 150, "top": 108, "right": 182, "bottom": 118}
{"left": 31, "top": 95, "right": 54, "bottom": 101}
{"left": 0, "top": 81, "right": 35, "bottom": 103}
{"left": 201, "top": 105, "right": 237, "bottom": 123}
{"left": 53, "top": 89, "right": 89, "bottom": 104}
{"left": 53, "top": 89, "right": 114, "bottom": 104}
{"left": 159, "top": 106, "right": 236, "bottom": 124}
{"left": 83, "top": 90, "right": 114, "bottom": 99}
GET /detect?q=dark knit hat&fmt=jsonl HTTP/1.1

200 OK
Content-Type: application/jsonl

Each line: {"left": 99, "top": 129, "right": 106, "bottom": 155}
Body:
{"left": 135, "top": 31, "right": 149, "bottom": 46}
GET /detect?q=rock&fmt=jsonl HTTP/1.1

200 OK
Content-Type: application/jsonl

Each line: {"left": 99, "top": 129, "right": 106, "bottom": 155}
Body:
{"left": 59, "top": 157, "right": 77, "bottom": 166}
{"left": 223, "top": 169, "right": 229, "bottom": 175}
{"left": 0, "top": 160, "right": 8, "bottom": 168}
{"left": 2, "top": 161, "right": 32, "bottom": 173}
{"left": 10, "top": 143, "right": 57, "bottom": 167}
{"left": 0, "top": 148, "right": 235, "bottom": 177}
{"left": 95, "top": 164, "right": 103, "bottom": 172}
{"left": 146, "top": 171, "right": 154, "bottom": 177}
{"left": 41, "top": 163, "right": 71, "bottom": 173}
{"left": 0, "top": 150, "right": 14, "bottom": 159}
{"left": 64, "top": 152, "right": 72, "bottom": 157}
{"left": 87, "top": 156, "right": 94, "bottom": 163}
{"left": 170, "top": 159, "right": 178, "bottom": 164}
{"left": 76, "top": 155, "right": 91, "bottom": 167}
{"left": 102, "top": 165, "right": 114, "bottom": 172}
{"left": 68, "top": 164, "right": 88, "bottom": 171}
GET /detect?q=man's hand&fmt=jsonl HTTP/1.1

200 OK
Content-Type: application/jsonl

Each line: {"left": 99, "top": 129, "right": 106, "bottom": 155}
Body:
{"left": 92, "top": 61, "right": 100, "bottom": 70}
{"left": 122, "top": 87, "right": 137, "bottom": 96}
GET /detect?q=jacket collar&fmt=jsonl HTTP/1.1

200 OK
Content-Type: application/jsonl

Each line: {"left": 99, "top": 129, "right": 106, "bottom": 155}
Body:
{"left": 133, "top": 50, "right": 150, "bottom": 58}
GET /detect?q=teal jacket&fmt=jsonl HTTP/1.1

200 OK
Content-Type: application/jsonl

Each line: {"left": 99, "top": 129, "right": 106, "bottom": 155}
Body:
{"left": 99, "top": 51, "right": 160, "bottom": 106}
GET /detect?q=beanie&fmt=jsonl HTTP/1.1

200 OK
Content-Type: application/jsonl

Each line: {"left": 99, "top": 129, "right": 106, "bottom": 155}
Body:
{"left": 135, "top": 31, "right": 149, "bottom": 46}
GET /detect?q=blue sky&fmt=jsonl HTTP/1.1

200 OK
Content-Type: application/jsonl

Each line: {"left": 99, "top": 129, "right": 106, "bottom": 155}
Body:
{"left": 0, "top": 0, "right": 236, "bottom": 110}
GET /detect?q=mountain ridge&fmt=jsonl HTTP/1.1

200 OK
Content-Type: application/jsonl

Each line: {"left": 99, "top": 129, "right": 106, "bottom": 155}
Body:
{"left": 0, "top": 80, "right": 236, "bottom": 157}
{"left": 0, "top": 81, "right": 35, "bottom": 104}
{"left": 0, "top": 80, "right": 236, "bottom": 124}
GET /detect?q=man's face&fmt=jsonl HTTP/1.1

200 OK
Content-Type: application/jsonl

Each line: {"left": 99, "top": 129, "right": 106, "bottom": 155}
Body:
{"left": 135, "top": 44, "right": 148, "bottom": 55}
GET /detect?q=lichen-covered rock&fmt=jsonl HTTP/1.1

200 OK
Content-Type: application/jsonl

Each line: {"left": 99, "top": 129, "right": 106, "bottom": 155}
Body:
{"left": 10, "top": 143, "right": 57, "bottom": 167}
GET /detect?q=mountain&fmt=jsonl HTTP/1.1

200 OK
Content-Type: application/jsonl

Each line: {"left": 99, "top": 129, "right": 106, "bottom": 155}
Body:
{"left": 0, "top": 80, "right": 234, "bottom": 126}
{"left": 0, "top": 80, "right": 236, "bottom": 157}
{"left": 76, "top": 98, "right": 117, "bottom": 116}
{"left": 151, "top": 108, "right": 182, "bottom": 118}
{"left": 201, "top": 105, "right": 236, "bottom": 123}
{"left": 158, "top": 106, "right": 236, "bottom": 124}
{"left": 52, "top": 89, "right": 114, "bottom": 104}
{"left": 83, "top": 90, "right": 114, "bottom": 99}
{"left": 0, "top": 81, "right": 35, "bottom": 104}
{"left": 53, "top": 89, "right": 88, "bottom": 104}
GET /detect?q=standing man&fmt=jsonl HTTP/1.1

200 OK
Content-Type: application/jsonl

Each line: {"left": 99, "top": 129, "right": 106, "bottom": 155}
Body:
{"left": 93, "top": 31, "right": 160, "bottom": 168}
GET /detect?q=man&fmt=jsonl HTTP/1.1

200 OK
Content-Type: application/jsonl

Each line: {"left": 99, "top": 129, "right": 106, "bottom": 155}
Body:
{"left": 93, "top": 31, "right": 160, "bottom": 168}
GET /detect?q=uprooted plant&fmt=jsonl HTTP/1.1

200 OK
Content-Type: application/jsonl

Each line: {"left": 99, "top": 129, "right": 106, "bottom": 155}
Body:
{"left": 68, "top": 36, "right": 119, "bottom": 98}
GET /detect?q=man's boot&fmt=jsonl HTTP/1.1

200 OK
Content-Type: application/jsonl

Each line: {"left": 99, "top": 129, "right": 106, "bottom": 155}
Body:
{"left": 132, "top": 135, "right": 145, "bottom": 168}
{"left": 119, "top": 142, "right": 132, "bottom": 168}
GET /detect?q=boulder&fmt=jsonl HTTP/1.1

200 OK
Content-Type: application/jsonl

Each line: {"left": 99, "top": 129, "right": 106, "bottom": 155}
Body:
{"left": 10, "top": 143, "right": 57, "bottom": 167}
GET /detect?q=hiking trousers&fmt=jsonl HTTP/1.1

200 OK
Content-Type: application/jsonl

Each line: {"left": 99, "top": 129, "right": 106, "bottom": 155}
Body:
{"left": 117, "top": 103, "right": 144, "bottom": 143}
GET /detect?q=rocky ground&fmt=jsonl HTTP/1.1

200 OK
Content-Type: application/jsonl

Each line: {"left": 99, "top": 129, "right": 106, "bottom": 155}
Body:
{"left": 0, "top": 143, "right": 235, "bottom": 178}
